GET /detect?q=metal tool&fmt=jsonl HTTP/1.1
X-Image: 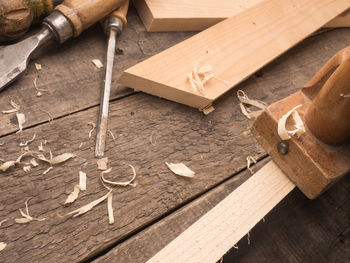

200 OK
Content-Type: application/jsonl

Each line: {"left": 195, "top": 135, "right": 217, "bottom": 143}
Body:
{"left": 95, "top": 0, "right": 129, "bottom": 158}
{"left": 0, "top": 0, "right": 63, "bottom": 42}
{"left": 0, "top": 0, "right": 126, "bottom": 91}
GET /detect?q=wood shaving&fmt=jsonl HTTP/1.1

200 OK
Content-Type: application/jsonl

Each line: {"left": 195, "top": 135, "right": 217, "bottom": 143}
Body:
{"left": 38, "top": 142, "right": 44, "bottom": 152}
{"left": 107, "top": 192, "right": 114, "bottom": 224}
{"left": 88, "top": 122, "right": 96, "bottom": 138}
{"left": 16, "top": 113, "right": 25, "bottom": 133}
{"left": 97, "top": 157, "right": 108, "bottom": 171}
{"left": 35, "top": 63, "right": 42, "bottom": 71}
{"left": 278, "top": 105, "right": 306, "bottom": 140}
{"left": 108, "top": 130, "right": 116, "bottom": 141}
{"left": 0, "top": 161, "right": 16, "bottom": 172}
{"left": 30, "top": 158, "right": 39, "bottom": 167}
{"left": 41, "top": 109, "right": 53, "bottom": 122}
{"left": 0, "top": 242, "right": 6, "bottom": 251}
{"left": 38, "top": 153, "right": 74, "bottom": 164}
{"left": 100, "top": 165, "right": 137, "bottom": 187}
{"left": 246, "top": 156, "right": 257, "bottom": 174}
{"left": 67, "top": 190, "right": 112, "bottom": 217}
{"left": 0, "top": 219, "right": 7, "bottom": 226}
{"left": 237, "top": 90, "right": 267, "bottom": 119}
{"left": 43, "top": 167, "right": 53, "bottom": 175}
{"left": 19, "top": 134, "right": 36, "bottom": 146}
{"left": 165, "top": 162, "right": 195, "bottom": 178}
{"left": 15, "top": 198, "right": 46, "bottom": 224}
{"left": 33, "top": 78, "right": 48, "bottom": 97}
{"left": 91, "top": 59, "right": 104, "bottom": 68}
{"left": 65, "top": 171, "right": 87, "bottom": 204}
{"left": 2, "top": 100, "right": 20, "bottom": 114}
{"left": 187, "top": 62, "right": 214, "bottom": 94}
{"left": 23, "top": 165, "right": 31, "bottom": 172}
{"left": 150, "top": 132, "right": 156, "bottom": 146}
{"left": 79, "top": 142, "right": 84, "bottom": 149}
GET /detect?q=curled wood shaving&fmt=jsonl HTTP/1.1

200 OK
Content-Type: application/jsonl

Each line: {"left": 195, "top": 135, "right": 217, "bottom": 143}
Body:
{"left": 40, "top": 109, "right": 53, "bottom": 122}
{"left": 100, "top": 165, "right": 137, "bottom": 187}
{"left": 43, "top": 167, "right": 53, "bottom": 175}
{"left": 35, "top": 63, "right": 42, "bottom": 71}
{"left": 33, "top": 78, "right": 48, "bottom": 97}
{"left": 23, "top": 165, "right": 31, "bottom": 172}
{"left": 65, "top": 171, "right": 87, "bottom": 204}
{"left": 237, "top": 90, "right": 267, "bottom": 119}
{"left": 91, "top": 59, "right": 103, "bottom": 68}
{"left": 16, "top": 113, "right": 25, "bottom": 133}
{"left": 97, "top": 157, "right": 108, "bottom": 171}
{"left": 67, "top": 190, "right": 112, "bottom": 217}
{"left": 187, "top": 62, "right": 214, "bottom": 94}
{"left": 38, "top": 153, "right": 74, "bottom": 164}
{"left": 88, "top": 122, "right": 96, "bottom": 138}
{"left": 277, "top": 105, "right": 306, "bottom": 140}
{"left": 107, "top": 192, "right": 114, "bottom": 224}
{"left": 165, "top": 162, "right": 195, "bottom": 178}
{"left": 108, "top": 130, "right": 116, "bottom": 141}
{"left": 0, "top": 242, "right": 6, "bottom": 251}
{"left": 19, "top": 134, "right": 36, "bottom": 146}
{"left": 2, "top": 100, "right": 20, "bottom": 114}
{"left": 30, "top": 158, "right": 39, "bottom": 167}
{"left": 246, "top": 156, "right": 257, "bottom": 174}
{"left": 15, "top": 198, "right": 46, "bottom": 224}
{"left": 150, "top": 132, "right": 157, "bottom": 146}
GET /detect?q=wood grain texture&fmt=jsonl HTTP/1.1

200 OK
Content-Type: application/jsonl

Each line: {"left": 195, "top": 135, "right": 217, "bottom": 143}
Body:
{"left": 133, "top": 0, "right": 350, "bottom": 32}
{"left": 0, "top": 7, "right": 193, "bottom": 137}
{"left": 147, "top": 161, "right": 295, "bottom": 263}
{"left": 94, "top": 159, "right": 270, "bottom": 263}
{"left": 119, "top": 0, "right": 350, "bottom": 110}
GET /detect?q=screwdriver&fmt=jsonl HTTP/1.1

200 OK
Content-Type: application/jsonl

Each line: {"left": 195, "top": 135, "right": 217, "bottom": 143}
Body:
{"left": 0, "top": 0, "right": 127, "bottom": 91}
{"left": 95, "top": 0, "right": 129, "bottom": 158}
{"left": 0, "top": 0, "right": 63, "bottom": 42}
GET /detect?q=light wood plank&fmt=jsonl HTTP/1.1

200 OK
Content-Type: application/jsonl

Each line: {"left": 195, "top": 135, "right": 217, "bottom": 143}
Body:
{"left": 133, "top": 0, "right": 350, "bottom": 32}
{"left": 147, "top": 161, "right": 295, "bottom": 263}
{"left": 119, "top": 0, "right": 350, "bottom": 111}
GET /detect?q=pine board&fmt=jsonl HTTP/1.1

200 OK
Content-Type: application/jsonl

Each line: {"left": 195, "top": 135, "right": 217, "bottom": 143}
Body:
{"left": 119, "top": 0, "right": 350, "bottom": 111}
{"left": 133, "top": 0, "right": 350, "bottom": 32}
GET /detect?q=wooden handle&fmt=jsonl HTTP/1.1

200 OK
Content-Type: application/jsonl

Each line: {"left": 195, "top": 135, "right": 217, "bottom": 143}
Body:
{"left": 0, "top": 0, "right": 54, "bottom": 42}
{"left": 109, "top": 0, "right": 129, "bottom": 28}
{"left": 55, "top": 0, "right": 126, "bottom": 37}
{"left": 305, "top": 49, "right": 350, "bottom": 144}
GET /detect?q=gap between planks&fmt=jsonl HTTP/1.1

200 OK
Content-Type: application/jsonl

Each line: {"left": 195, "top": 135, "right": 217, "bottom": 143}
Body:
{"left": 147, "top": 161, "right": 295, "bottom": 263}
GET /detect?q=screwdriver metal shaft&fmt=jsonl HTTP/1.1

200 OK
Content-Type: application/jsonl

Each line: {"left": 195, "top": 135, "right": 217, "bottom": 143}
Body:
{"left": 95, "top": 1, "right": 129, "bottom": 157}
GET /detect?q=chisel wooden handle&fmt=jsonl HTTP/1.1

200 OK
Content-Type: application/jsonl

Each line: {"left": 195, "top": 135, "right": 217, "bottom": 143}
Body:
{"left": 55, "top": 0, "right": 126, "bottom": 37}
{"left": 109, "top": 0, "right": 129, "bottom": 28}
{"left": 0, "top": 0, "right": 59, "bottom": 42}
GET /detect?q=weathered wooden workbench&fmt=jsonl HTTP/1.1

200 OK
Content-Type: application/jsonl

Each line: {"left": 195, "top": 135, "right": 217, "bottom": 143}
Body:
{"left": 0, "top": 7, "right": 349, "bottom": 263}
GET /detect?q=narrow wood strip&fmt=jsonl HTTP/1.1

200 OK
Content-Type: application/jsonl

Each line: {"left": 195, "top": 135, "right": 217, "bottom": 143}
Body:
{"left": 119, "top": 0, "right": 350, "bottom": 110}
{"left": 147, "top": 161, "right": 295, "bottom": 263}
{"left": 133, "top": 0, "right": 350, "bottom": 32}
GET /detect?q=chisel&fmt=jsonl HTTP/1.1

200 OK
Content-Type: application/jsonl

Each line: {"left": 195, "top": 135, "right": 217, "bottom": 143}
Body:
{"left": 95, "top": 0, "right": 129, "bottom": 158}
{"left": 0, "top": 0, "right": 63, "bottom": 42}
{"left": 0, "top": 0, "right": 127, "bottom": 91}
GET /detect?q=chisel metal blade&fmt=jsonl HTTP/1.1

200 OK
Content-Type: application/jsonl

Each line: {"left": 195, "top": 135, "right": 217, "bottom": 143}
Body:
{"left": 0, "top": 28, "right": 53, "bottom": 91}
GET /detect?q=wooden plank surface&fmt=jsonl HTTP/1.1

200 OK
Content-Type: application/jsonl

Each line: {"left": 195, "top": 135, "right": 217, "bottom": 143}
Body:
{"left": 147, "top": 161, "right": 295, "bottom": 263}
{"left": 0, "top": 7, "right": 193, "bottom": 137}
{"left": 119, "top": 0, "right": 350, "bottom": 110}
{"left": 95, "top": 160, "right": 350, "bottom": 263}
{"left": 1, "top": 6, "right": 350, "bottom": 263}
{"left": 133, "top": 0, "right": 350, "bottom": 32}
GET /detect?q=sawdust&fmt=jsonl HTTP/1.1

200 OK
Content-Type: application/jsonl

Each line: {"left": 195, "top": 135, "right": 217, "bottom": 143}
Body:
{"left": 35, "top": 63, "right": 42, "bottom": 71}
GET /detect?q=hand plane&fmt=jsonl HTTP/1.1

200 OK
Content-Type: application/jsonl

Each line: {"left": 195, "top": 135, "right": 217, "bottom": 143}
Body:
{"left": 251, "top": 47, "right": 350, "bottom": 199}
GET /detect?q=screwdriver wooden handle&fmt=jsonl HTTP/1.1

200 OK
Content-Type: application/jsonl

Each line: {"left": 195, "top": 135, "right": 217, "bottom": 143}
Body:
{"left": 0, "top": 0, "right": 57, "bottom": 42}
{"left": 55, "top": 0, "right": 127, "bottom": 37}
{"left": 109, "top": 0, "right": 129, "bottom": 28}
